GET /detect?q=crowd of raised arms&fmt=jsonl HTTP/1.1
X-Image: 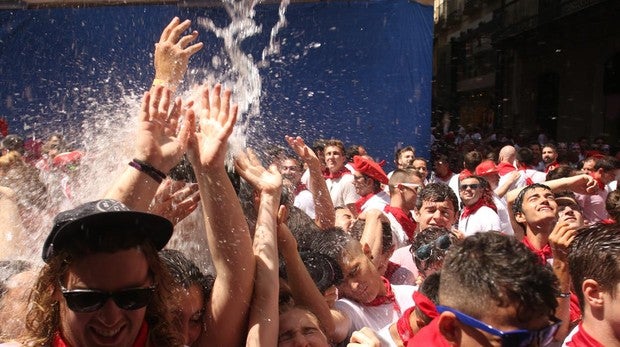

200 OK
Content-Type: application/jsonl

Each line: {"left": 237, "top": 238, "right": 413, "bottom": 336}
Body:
{"left": 1, "top": 17, "right": 620, "bottom": 347}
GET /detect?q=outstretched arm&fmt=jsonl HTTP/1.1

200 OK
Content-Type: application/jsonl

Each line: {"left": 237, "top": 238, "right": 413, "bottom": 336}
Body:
{"left": 153, "top": 17, "right": 203, "bottom": 92}
{"left": 104, "top": 86, "right": 191, "bottom": 211}
{"left": 285, "top": 135, "right": 335, "bottom": 229}
{"left": 235, "top": 149, "right": 282, "bottom": 347}
{"left": 186, "top": 84, "right": 253, "bottom": 347}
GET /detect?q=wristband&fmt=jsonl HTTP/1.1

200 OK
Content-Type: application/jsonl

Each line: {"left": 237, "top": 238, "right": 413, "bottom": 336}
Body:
{"left": 557, "top": 292, "right": 571, "bottom": 298}
{"left": 129, "top": 159, "right": 166, "bottom": 184}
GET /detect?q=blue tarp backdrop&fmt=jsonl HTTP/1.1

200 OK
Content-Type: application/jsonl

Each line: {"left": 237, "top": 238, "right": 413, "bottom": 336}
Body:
{"left": 0, "top": 0, "right": 433, "bottom": 167}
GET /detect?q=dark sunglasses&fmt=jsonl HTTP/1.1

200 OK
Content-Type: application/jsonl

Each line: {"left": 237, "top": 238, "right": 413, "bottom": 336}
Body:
{"left": 436, "top": 305, "right": 561, "bottom": 347}
{"left": 410, "top": 234, "right": 452, "bottom": 261}
{"left": 60, "top": 284, "right": 155, "bottom": 313}
{"left": 459, "top": 183, "right": 480, "bottom": 191}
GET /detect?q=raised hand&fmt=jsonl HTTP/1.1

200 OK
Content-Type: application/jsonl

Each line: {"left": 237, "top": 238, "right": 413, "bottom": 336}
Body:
{"left": 134, "top": 85, "right": 192, "bottom": 174}
{"left": 148, "top": 179, "right": 200, "bottom": 225}
{"left": 285, "top": 135, "right": 319, "bottom": 165}
{"left": 187, "top": 84, "right": 238, "bottom": 171}
{"left": 234, "top": 148, "right": 282, "bottom": 194}
{"left": 154, "top": 17, "right": 204, "bottom": 89}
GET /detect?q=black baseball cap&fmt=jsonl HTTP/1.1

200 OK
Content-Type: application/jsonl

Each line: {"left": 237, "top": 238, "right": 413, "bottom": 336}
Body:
{"left": 42, "top": 199, "right": 173, "bottom": 263}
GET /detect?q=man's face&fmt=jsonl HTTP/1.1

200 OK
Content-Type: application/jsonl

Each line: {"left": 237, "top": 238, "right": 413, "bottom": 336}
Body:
{"left": 451, "top": 303, "right": 555, "bottom": 347}
{"left": 529, "top": 144, "right": 541, "bottom": 161}
{"left": 413, "top": 159, "right": 428, "bottom": 179}
{"left": 58, "top": 249, "right": 151, "bottom": 347}
{"left": 556, "top": 197, "right": 584, "bottom": 230}
{"left": 278, "top": 307, "right": 329, "bottom": 347}
{"left": 335, "top": 208, "right": 354, "bottom": 232}
{"left": 324, "top": 145, "right": 345, "bottom": 173}
{"left": 434, "top": 159, "right": 450, "bottom": 177}
{"left": 398, "top": 150, "right": 415, "bottom": 169}
{"left": 352, "top": 173, "right": 374, "bottom": 197}
{"left": 398, "top": 177, "right": 423, "bottom": 211}
{"left": 581, "top": 159, "right": 596, "bottom": 174}
{"left": 541, "top": 147, "right": 557, "bottom": 164}
{"left": 415, "top": 200, "right": 457, "bottom": 230}
{"left": 459, "top": 178, "right": 483, "bottom": 207}
{"left": 515, "top": 187, "right": 558, "bottom": 228}
{"left": 280, "top": 159, "right": 302, "bottom": 186}
{"left": 338, "top": 245, "right": 384, "bottom": 304}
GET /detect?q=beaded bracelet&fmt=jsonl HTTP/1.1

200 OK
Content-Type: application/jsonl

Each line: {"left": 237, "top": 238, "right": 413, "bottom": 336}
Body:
{"left": 129, "top": 159, "right": 166, "bottom": 184}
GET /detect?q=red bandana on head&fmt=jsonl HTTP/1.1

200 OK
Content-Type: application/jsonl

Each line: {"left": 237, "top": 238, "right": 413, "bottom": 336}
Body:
{"left": 396, "top": 291, "right": 440, "bottom": 345}
{"left": 522, "top": 237, "right": 553, "bottom": 265}
{"left": 384, "top": 205, "right": 417, "bottom": 240}
{"left": 323, "top": 166, "right": 351, "bottom": 180}
{"left": 52, "top": 321, "right": 149, "bottom": 347}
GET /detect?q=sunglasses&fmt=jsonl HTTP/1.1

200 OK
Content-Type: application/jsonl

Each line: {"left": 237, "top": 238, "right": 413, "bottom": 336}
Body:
{"left": 436, "top": 305, "right": 561, "bottom": 347}
{"left": 395, "top": 183, "right": 422, "bottom": 193}
{"left": 411, "top": 234, "right": 452, "bottom": 261}
{"left": 459, "top": 183, "right": 480, "bottom": 191}
{"left": 60, "top": 284, "right": 155, "bottom": 313}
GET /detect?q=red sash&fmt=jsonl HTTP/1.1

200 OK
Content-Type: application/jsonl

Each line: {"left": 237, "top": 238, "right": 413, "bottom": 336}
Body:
{"left": 384, "top": 205, "right": 417, "bottom": 240}
{"left": 497, "top": 161, "right": 516, "bottom": 176}
{"left": 365, "top": 277, "right": 400, "bottom": 314}
{"left": 355, "top": 192, "right": 376, "bottom": 214}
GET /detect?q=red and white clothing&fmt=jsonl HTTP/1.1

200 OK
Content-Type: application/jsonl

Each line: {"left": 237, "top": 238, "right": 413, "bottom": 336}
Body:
{"left": 334, "top": 283, "right": 416, "bottom": 340}
{"left": 563, "top": 323, "right": 605, "bottom": 347}
{"left": 383, "top": 205, "right": 417, "bottom": 248}
{"left": 325, "top": 169, "right": 359, "bottom": 209}
{"left": 458, "top": 202, "right": 501, "bottom": 237}
{"left": 388, "top": 246, "right": 418, "bottom": 285}
{"left": 356, "top": 190, "right": 390, "bottom": 214}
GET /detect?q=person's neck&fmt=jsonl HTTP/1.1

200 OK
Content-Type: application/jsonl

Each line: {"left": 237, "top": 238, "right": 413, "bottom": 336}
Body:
{"left": 581, "top": 310, "right": 620, "bottom": 347}
{"left": 330, "top": 165, "right": 345, "bottom": 174}
{"left": 524, "top": 226, "right": 551, "bottom": 248}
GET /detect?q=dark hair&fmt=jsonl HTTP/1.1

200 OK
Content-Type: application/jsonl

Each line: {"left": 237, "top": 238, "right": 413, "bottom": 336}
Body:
{"left": 542, "top": 143, "right": 556, "bottom": 152}
{"left": 324, "top": 139, "right": 346, "bottom": 156}
{"left": 594, "top": 156, "right": 620, "bottom": 172}
{"left": 349, "top": 219, "right": 393, "bottom": 254}
{"left": 545, "top": 165, "right": 574, "bottom": 181}
{"left": 168, "top": 155, "right": 197, "bottom": 183}
{"left": 463, "top": 151, "right": 482, "bottom": 172}
{"left": 279, "top": 251, "right": 344, "bottom": 292}
{"left": 409, "top": 226, "right": 454, "bottom": 277}
{"left": 512, "top": 183, "right": 552, "bottom": 215}
{"left": 440, "top": 232, "right": 558, "bottom": 322}
{"left": 516, "top": 147, "right": 538, "bottom": 167}
{"left": 415, "top": 182, "right": 459, "bottom": 214}
{"left": 160, "top": 249, "right": 214, "bottom": 300}
{"left": 569, "top": 222, "right": 620, "bottom": 309}
{"left": 310, "top": 227, "right": 359, "bottom": 266}
{"left": 606, "top": 190, "right": 620, "bottom": 222}
{"left": 415, "top": 271, "right": 441, "bottom": 325}
{"left": 394, "top": 146, "right": 415, "bottom": 164}
{"left": 346, "top": 145, "right": 361, "bottom": 162}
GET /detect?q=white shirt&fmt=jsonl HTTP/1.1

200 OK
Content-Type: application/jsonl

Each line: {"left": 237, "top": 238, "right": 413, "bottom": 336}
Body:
{"left": 493, "top": 195, "right": 514, "bottom": 236}
{"left": 361, "top": 191, "right": 390, "bottom": 212}
{"left": 326, "top": 173, "right": 359, "bottom": 208}
{"left": 293, "top": 189, "right": 316, "bottom": 220}
{"left": 335, "top": 284, "right": 417, "bottom": 341}
{"left": 458, "top": 205, "right": 501, "bottom": 237}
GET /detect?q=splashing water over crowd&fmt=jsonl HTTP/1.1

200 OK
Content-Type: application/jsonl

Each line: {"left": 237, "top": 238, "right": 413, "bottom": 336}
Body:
{"left": 1, "top": 1, "right": 291, "bottom": 273}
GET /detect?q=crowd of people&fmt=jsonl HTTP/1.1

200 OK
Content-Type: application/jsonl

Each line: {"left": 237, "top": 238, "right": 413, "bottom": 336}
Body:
{"left": 1, "top": 16, "right": 620, "bottom": 347}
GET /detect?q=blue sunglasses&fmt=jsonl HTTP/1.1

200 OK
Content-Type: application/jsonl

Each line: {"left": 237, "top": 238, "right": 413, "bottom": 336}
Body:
{"left": 436, "top": 305, "right": 560, "bottom": 347}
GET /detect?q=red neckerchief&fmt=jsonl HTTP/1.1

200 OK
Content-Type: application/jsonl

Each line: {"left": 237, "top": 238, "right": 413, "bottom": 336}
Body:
{"left": 569, "top": 292, "right": 582, "bottom": 324}
{"left": 407, "top": 319, "right": 451, "bottom": 347}
{"left": 497, "top": 161, "right": 516, "bottom": 176}
{"left": 413, "top": 291, "right": 439, "bottom": 320}
{"left": 384, "top": 205, "right": 417, "bottom": 240}
{"left": 518, "top": 165, "right": 535, "bottom": 186}
{"left": 396, "top": 306, "right": 416, "bottom": 344}
{"left": 293, "top": 181, "right": 307, "bottom": 196}
{"left": 522, "top": 237, "right": 553, "bottom": 264}
{"left": 365, "top": 277, "right": 399, "bottom": 314}
{"left": 52, "top": 321, "right": 149, "bottom": 347}
{"left": 565, "top": 322, "right": 605, "bottom": 347}
{"left": 355, "top": 192, "right": 377, "bottom": 214}
{"left": 590, "top": 173, "right": 606, "bottom": 190}
{"left": 322, "top": 166, "right": 351, "bottom": 180}
{"left": 545, "top": 161, "right": 559, "bottom": 173}
{"left": 384, "top": 261, "right": 401, "bottom": 280}
{"left": 458, "top": 169, "right": 472, "bottom": 181}
{"left": 460, "top": 198, "right": 496, "bottom": 220}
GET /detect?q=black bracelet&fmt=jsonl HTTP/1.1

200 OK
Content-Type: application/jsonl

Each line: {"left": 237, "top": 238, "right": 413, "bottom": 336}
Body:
{"left": 129, "top": 159, "right": 166, "bottom": 184}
